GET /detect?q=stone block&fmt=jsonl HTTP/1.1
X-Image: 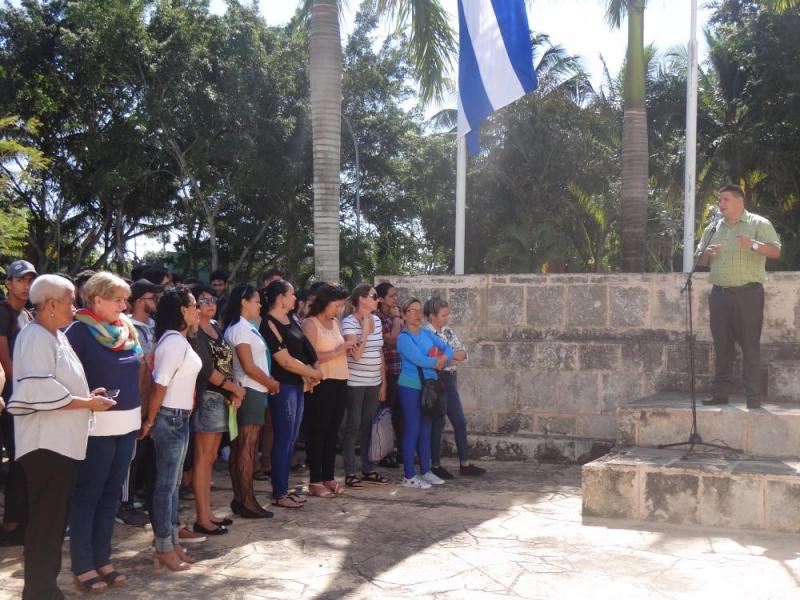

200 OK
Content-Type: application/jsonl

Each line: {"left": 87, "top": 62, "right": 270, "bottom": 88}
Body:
{"left": 580, "top": 344, "right": 621, "bottom": 371}
{"left": 468, "top": 343, "right": 497, "bottom": 369}
{"left": 488, "top": 286, "right": 524, "bottom": 325}
{"left": 575, "top": 415, "right": 617, "bottom": 439}
{"left": 517, "top": 370, "right": 558, "bottom": 412}
{"left": 699, "top": 476, "right": 762, "bottom": 530}
{"left": 526, "top": 285, "right": 565, "bottom": 328}
{"left": 581, "top": 463, "right": 638, "bottom": 519}
{"left": 764, "top": 480, "right": 800, "bottom": 533}
{"left": 599, "top": 373, "right": 642, "bottom": 414}
{"left": 653, "top": 287, "right": 684, "bottom": 328}
{"left": 665, "top": 343, "right": 710, "bottom": 375}
{"left": 536, "top": 342, "right": 577, "bottom": 370}
{"left": 694, "top": 410, "right": 749, "bottom": 451}
{"left": 505, "top": 342, "right": 537, "bottom": 370}
{"left": 448, "top": 287, "right": 482, "bottom": 326}
{"left": 644, "top": 471, "right": 700, "bottom": 525}
{"left": 768, "top": 360, "right": 800, "bottom": 401}
{"left": 567, "top": 285, "right": 608, "bottom": 327}
{"left": 621, "top": 342, "right": 664, "bottom": 372}
{"left": 634, "top": 409, "right": 692, "bottom": 447}
{"left": 610, "top": 286, "right": 649, "bottom": 327}
{"left": 536, "top": 415, "right": 577, "bottom": 435}
{"left": 457, "top": 368, "right": 517, "bottom": 411}
{"left": 497, "top": 413, "right": 532, "bottom": 434}
{"left": 749, "top": 412, "right": 800, "bottom": 458}
{"left": 558, "top": 372, "right": 599, "bottom": 414}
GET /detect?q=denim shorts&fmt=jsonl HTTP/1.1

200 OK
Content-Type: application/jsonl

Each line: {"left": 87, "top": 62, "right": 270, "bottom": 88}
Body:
{"left": 191, "top": 390, "right": 228, "bottom": 433}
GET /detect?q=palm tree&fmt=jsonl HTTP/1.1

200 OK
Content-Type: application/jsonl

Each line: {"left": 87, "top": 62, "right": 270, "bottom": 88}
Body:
{"left": 605, "top": 0, "right": 648, "bottom": 272}
{"left": 304, "top": 0, "right": 455, "bottom": 282}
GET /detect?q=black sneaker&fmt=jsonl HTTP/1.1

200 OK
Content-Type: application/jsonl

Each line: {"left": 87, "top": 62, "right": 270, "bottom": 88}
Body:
{"left": 115, "top": 503, "right": 148, "bottom": 527}
{"left": 459, "top": 463, "right": 486, "bottom": 476}
{"left": 379, "top": 455, "right": 399, "bottom": 469}
{"left": 431, "top": 465, "right": 454, "bottom": 480}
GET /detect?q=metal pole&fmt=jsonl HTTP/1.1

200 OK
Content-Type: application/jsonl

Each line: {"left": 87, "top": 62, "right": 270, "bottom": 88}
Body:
{"left": 455, "top": 136, "right": 467, "bottom": 275}
{"left": 682, "top": 0, "right": 699, "bottom": 272}
{"left": 342, "top": 115, "right": 360, "bottom": 275}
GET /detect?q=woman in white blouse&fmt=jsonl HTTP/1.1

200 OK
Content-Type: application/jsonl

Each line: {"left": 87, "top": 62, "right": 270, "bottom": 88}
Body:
{"left": 139, "top": 288, "right": 202, "bottom": 572}
{"left": 7, "top": 275, "right": 115, "bottom": 599}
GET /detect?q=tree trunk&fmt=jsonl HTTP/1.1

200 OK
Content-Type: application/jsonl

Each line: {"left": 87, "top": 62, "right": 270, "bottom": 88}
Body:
{"left": 310, "top": 0, "right": 342, "bottom": 282}
{"left": 621, "top": 0, "right": 648, "bottom": 272}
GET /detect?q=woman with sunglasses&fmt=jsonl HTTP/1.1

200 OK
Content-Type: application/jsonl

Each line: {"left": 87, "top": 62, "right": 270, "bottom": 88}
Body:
{"left": 222, "top": 284, "right": 279, "bottom": 519}
{"left": 341, "top": 285, "right": 387, "bottom": 487}
{"left": 189, "top": 284, "right": 246, "bottom": 534}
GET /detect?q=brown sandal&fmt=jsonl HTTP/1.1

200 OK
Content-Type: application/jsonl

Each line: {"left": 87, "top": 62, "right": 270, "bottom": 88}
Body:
{"left": 323, "top": 480, "right": 344, "bottom": 495}
{"left": 308, "top": 483, "right": 335, "bottom": 498}
{"left": 272, "top": 495, "right": 303, "bottom": 509}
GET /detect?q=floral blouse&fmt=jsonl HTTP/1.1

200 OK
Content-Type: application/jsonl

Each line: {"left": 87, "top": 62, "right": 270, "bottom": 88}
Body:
{"left": 424, "top": 322, "right": 467, "bottom": 372}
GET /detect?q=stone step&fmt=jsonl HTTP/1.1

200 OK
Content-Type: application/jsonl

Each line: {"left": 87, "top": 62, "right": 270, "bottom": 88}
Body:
{"left": 582, "top": 446, "right": 800, "bottom": 533}
{"left": 618, "top": 391, "right": 800, "bottom": 459}
{"left": 768, "top": 360, "right": 800, "bottom": 401}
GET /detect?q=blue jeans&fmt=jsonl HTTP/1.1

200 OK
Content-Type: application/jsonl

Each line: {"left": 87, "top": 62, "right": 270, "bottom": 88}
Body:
{"left": 431, "top": 371, "right": 469, "bottom": 464}
{"left": 269, "top": 384, "right": 304, "bottom": 499}
{"left": 150, "top": 407, "right": 190, "bottom": 552}
{"left": 69, "top": 431, "right": 136, "bottom": 575}
{"left": 398, "top": 385, "right": 432, "bottom": 480}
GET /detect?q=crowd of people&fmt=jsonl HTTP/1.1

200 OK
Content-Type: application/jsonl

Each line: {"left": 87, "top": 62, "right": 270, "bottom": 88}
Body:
{"left": 0, "top": 261, "right": 486, "bottom": 599}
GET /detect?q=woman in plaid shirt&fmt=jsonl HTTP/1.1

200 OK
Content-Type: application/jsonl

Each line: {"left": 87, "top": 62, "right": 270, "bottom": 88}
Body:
{"left": 375, "top": 283, "right": 403, "bottom": 468}
{"left": 423, "top": 297, "right": 485, "bottom": 479}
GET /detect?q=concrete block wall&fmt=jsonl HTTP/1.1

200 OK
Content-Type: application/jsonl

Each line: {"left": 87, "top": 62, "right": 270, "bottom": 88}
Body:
{"left": 381, "top": 273, "right": 800, "bottom": 444}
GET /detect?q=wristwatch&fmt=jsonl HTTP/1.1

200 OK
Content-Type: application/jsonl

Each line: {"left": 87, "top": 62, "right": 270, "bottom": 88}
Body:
{"left": 751, "top": 240, "right": 760, "bottom": 252}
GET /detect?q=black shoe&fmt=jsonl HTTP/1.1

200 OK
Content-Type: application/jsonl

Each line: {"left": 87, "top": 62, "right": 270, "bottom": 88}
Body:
{"left": 430, "top": 465, "right": 454, "bottom": 480}
{"left": 379, "top": 455, "right": 399, "bottom": 469}
{"left": 193, "top": 522, "right": 228, "bottom": 535}
{"left": 459, "top": 463, "right": 486, "bottom": 476}
{"left": 211, "top": 517, "right": 233, "bottom": 527}
{"left": 701, "top": 396, "right": 729, "bottom": 406}
{"left": 115, "top": 502, "right": 147, "bottom": 527}
{"left": 231, "top": 499, "right": 273, "bottom": 519}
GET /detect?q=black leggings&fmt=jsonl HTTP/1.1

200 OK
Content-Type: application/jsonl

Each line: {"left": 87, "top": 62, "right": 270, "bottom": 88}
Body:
{"left": 304, "top": 379, "right": 347, "bottom": 483}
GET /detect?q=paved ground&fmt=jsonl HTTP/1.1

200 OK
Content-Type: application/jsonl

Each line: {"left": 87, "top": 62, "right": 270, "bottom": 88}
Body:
{"left": 2, "top": 458, "right": 800, "bottom": 599}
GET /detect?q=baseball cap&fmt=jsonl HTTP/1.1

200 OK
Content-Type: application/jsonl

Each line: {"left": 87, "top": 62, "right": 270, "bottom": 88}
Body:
{"left": 130, "top": 279, "right": 163, "bottom": 302}
{"left": 6, "top": 260, "right": 38, "bottom": 279}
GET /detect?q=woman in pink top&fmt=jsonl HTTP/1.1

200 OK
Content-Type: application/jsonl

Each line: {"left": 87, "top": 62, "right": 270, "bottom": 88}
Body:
{"left": 301, "top": 284, "right": 353, "bottom": 497}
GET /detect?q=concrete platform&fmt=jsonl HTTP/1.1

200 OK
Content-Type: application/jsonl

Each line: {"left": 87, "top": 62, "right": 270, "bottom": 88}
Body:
{"left": 618, "top": 391, "right": 800, "bottom": 458}
{"left": 582, "top": 446, "right": 800, "bottom": 533}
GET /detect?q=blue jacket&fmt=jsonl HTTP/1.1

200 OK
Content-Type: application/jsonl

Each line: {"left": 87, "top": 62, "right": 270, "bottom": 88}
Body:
{"left": 396, "top": 328, "right": 454, "bottom": 390}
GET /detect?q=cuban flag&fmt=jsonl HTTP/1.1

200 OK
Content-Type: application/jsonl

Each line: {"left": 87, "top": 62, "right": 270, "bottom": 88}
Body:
{"left": 457, "top": 0, "right": 538, "bottom": 155}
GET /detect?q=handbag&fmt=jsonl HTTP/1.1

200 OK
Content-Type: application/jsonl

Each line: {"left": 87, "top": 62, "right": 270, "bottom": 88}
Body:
{"left": 417, "top": 365, "right": 446, "bottom": 417}
{"left": 368, "top": 406, "right": 395, "bottom": 463}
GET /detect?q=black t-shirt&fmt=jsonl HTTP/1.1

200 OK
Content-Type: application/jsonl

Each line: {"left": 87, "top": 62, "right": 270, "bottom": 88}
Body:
{"left": 260, "top": 314, "right": 314, "bottom": 386}
{"left": 0, "top": 301, "right": 33, "bottom": 397}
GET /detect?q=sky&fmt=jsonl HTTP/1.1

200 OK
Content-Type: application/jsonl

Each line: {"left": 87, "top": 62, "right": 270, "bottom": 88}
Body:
{"left": 211, "top": 0, "right": 714, "bottom": 98}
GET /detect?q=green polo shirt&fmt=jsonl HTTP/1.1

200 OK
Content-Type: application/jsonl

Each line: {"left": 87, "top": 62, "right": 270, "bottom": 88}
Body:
{"left": 696, "top": 210, "right": 781, "bottom": 287}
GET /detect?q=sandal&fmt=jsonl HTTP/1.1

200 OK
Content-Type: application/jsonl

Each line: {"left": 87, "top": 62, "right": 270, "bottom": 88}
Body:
{"left": 323, "top": 480, "right": 344, "bottom": 495}
{"left": 253, "top": 469, "right": 271, "bottom": 481}
{"left": 97, "top": 565, "right": 125, "bottom": 588}
{"left": 287, "top": 492, "right": 307, "bottom": 504}
{"left": 361, "top": 471, "right": 389, "bottom": 484}
{"left": 272, "top": 495, "right": 303, "bottom": 509}
{"left": 345, "top": 474, "right": 363, "bottom": 488}
{"left": 308, "top": 483, "right": 335, "bottom": 498}
{"left": 73, "top": 573, "right": 108, "bottom": 594}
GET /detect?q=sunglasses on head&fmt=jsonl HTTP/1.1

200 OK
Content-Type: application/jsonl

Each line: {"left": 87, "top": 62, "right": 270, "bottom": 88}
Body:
{"left": 197, "top": 297, "right": 217, "bottom": 305}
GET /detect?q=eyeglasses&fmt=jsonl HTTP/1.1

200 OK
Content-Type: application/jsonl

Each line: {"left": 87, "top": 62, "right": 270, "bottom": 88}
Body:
{"left": 364, "top": 292, "right": 378, "bottom": 300}
{"left": 405, "top": 307, "right": 421, "bottom": 314}
{"left": 197, "top": 297, "right": 217, "bottom": 305}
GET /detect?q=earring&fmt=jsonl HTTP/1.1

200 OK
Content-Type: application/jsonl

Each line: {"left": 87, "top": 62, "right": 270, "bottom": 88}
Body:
{"left": 50, "top": 312, "right": 55, "bottom": 318}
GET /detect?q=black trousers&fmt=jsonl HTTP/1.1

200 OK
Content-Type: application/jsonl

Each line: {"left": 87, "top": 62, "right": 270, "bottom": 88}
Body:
{"left": 709, "top": 283, "right": 764, "bottom": 401}
{"left": 1, "top": 410, "right": 27, "bottom": 527}
{"left": 304, "top": 379, "right": 347, "bottom": 483}
{"left": 19, "top": 449, "right": 79, "bottom": 600}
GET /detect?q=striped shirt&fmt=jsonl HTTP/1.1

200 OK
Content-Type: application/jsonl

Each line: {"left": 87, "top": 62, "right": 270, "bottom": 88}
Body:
{"left": 341, "top": 314, "right": 383, "bottom": 387}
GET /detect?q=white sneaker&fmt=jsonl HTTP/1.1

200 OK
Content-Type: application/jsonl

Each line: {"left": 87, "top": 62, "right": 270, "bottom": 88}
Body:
{"left": 402, "top": 476, "right": 432, "bottom": 489}
{"left": 421, "top": 471, "right": 445, "bottom": 485}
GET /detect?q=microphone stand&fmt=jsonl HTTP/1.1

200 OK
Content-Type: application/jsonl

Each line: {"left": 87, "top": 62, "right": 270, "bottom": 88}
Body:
{"left": 658, "top": 216, "right": 741, "bottom": 456}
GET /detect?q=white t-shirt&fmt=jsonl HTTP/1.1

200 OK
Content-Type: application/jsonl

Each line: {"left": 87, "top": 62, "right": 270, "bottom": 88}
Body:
{"left": 224, "top": 318, "right": 269, "bottom": 393}
{"left": 341, "top": 314, "right": 383, "bottom": 387}
{"left": 153, "top": 331, "right": 202, "bottom": 410}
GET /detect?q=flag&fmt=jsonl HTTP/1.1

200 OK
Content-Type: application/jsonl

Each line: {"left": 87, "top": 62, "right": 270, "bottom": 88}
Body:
{"left": 457, "top": 0, "right": 538, "bottom": 156}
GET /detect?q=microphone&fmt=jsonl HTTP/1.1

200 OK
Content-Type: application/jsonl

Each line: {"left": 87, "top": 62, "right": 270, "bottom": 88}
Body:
{"left": 709, "top": 209, "right": 722, "bottom": 232}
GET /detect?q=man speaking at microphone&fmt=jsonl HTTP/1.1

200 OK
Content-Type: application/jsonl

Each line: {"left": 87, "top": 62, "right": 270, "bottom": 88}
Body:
{"left": 696, "top": 184, "right": 781, "bottom": 408}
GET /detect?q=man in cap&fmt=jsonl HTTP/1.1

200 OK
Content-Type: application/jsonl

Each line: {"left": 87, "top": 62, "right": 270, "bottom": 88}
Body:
{"left": 0, "top": 260, "right": 37, "bottom": 545}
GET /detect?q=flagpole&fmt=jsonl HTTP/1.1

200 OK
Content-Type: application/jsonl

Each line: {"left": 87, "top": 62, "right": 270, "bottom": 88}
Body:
{"left": 455, "top": 136, "right": 467, "bottom": 275}
{"left": 682, "top": 0, "right": 699, "bottom": 272}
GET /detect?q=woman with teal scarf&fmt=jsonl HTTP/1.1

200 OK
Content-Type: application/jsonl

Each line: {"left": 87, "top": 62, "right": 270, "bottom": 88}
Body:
{"left": 65, "top": 272, "right": 144, "bottom": 592}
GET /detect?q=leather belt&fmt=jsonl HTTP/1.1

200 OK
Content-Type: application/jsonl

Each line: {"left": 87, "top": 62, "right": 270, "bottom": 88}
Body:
{"left": 712, "top": 282, "right": 762, "bottom": 294}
